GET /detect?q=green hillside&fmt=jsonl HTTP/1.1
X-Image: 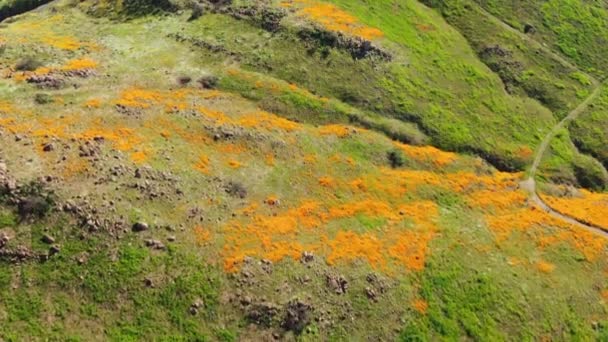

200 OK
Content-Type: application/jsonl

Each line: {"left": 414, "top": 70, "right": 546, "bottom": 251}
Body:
{"left": 0, "top": 0, "right": 607, "bottom": 340}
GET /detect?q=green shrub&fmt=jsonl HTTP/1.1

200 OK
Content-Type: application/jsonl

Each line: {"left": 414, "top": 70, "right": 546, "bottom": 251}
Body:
{"left": 387, "top": 149, "right": 406, "bottom": 168}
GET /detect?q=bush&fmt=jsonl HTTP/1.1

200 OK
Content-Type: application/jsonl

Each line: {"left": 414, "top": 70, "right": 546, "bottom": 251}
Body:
{"left": 177, "top": 76, "right": 192, "bottom": 85}
{"left": 197, "top": 74, "right": 218, "bottom": 89}
{"left": 188, "top": 2, "right": 204, "bottom": 21}
{"left": 225, "top": 181, "right": 247, "bottom": 199}
{"left": 34, "top": 93, "right": 53, "bottom": 105}
{"left": 16, "top": 181, "right": 55, "bottom": 221}
{"left": 15, "top": 57, "right": 42, "bottom": 71}
{"left": 387, "top": 149, "right": 406, "bottom": 168}
{"left": 121, "top": 0, "right": 177, "bottom": 16}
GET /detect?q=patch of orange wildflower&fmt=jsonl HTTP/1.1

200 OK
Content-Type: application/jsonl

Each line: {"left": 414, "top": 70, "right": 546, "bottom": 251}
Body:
{"left": 61, "top": 158, "right": 89, "bottom": 178}
{"left": 536, "top": 260, "right": 555, "bottom": 273}
{"left": 541, "top": 190, "right": 608, "bottom": 229}
{"left": 282, "top": 0, "right": 384, "bottom": 40}
{"left": 265, "top": 153, "right": 275, "bottom": 166}
{"left": 412, "top": 299, "right": 428, "bottom": 314}
{"left": 318, "top": 176, "right": 335, "bottom": 188}
{"left": 394, "top": 142, "right": 458, "bottom": 166}
{"left": 194, "top": 226, "right": 212, "bottom": 245}
{"left": 319, "top": 124, "right": 353, "bottom": 137}
{"left": 238, "top": 111, "right": 301, "bottom": 132}
{"left": 227, "top": 160, "right": 242, "bottom": 169}
{"left": 130, "top": 150, "right": 149, "bottom": 164}
{"left": 61, "top": 58, "right": 98, "bottom": 71}
{"left": 84, "top": 98, "right": 102, "bottom": 109}
{"left": 194, "top": 155, "right": 210, "bottom": 174}
{"left": 327, "top": 231, "right": 386, "bottom": 267}
{"left": 327, "top": 199, "right": 398, "bottom": 221}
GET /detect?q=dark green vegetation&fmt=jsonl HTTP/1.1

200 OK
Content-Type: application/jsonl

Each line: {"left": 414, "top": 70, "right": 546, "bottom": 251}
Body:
{"left": 0, "top": 0, "right": 52, "bottom": 21}
{"left": 571, "top": 86, "right": 608, "bottom": 169}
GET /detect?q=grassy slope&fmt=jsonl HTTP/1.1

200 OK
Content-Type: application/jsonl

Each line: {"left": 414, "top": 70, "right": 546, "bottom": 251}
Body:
{"left": 0, "top": 1, "right": 607, "bottom": 340}
{"left": 570, "top": 85, "right": 608, "bottom": 168}
{"left": 470, "top": 0, "right": 608, "bottom": 180}
{"left": 422, "top": 0, "right": 608, "bottom": 190}
{"left": 180, "top": 0, "right": 565, "bottom": 171}
{"left": 475, "top": 0, "right": 608, "bottom": 78}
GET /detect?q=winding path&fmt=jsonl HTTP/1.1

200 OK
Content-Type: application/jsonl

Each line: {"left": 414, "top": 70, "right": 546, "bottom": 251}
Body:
{"left": 474, "top": 7, "right": 608, "bottom": 236}
{"left": 520, "top": 80, "right": 608, "bottom": 238}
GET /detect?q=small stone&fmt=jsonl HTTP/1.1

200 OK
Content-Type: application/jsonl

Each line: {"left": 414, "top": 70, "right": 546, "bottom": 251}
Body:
{"left": 49, "top": 245, "right": 60, "bottom": 256}
{"left": 41, "top": 234, "right": 55, "bottom": 244}
{"left": 167, "top": 235, "right": 176, "bottom": 242}
{"left": 42, "top": 143, "right": 54, "bottom": 152}
{"left": 301, "top": 251, "right": 314, "bottom": 263}
{"left": 365, "top": 287, "right": 378, "bottom": 302}
{"left": 132, "top": 222, "right": 149, "bottom": 232}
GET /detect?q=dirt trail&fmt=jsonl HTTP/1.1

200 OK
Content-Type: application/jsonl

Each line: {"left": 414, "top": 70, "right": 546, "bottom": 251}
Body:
{"left": 470, "top": 4, "right": 608, "bottom": 236}
{"left": 520, "top": 81, "right": 608, "bottom": 238}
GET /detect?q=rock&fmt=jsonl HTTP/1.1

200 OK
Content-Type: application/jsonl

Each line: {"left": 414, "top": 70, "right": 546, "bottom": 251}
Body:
{"left": 300, "top": 251, "right": 314, "bottom": 263}
{"left": 189, "top": 298, "right": 205, "bottom": 315}
{"left": 326, "top": 274, "right": 348, "bottom": 295}
{"left": 197, "top": 74, "right": 218, "bottom": 89}
{"left": 524, "top": 23, "right": 536, "bottom": 34}
{"left": 26, "top": 75, "right": 64, "bottom": 89}
{"left": 76, "top": 253, "right": 88, "bottom": 265}
{"left": 282, "top": 300, "right": 312, "bottom": 334}
{"left": 0, "top": 232, "right": 9, "bottom": 249}
{"left": 144, "top": 239, "right": 166, "bottom": 250}
{"left": 41, "top": 234, "right": 55, "bottom": 244}
{"left": 49, "top": 245, "right": 60, "bottom": 256}
{"left": 42, "top": 143, "right": 54, "bottom": 152}
{"left": 132, "top": 222, "right": 149, "bottom": 232}
{"left": 365, "top": 287, "right": 378, "bottom": 302}
{"left": 144, "top": 277, "right": 154, "bottom": 288}
{"left": 167, "top": 235, "right": 176, "bottom": 242}
{"left": 246, "top": 302, "right": 280, "bottom": 327}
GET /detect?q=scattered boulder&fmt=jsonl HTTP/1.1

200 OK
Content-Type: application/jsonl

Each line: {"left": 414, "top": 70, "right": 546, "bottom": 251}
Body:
{"left": 42, "top": 143, "right": 54, "bottom": 152}
{"left": 300, "top": 251, "right": 314, "bottom": 263}
{"left": 41, "top": 234, "right": 55, "bottom": 244}
{"left": 26, "top": 74, "right": 64, "bottom": 89}
{"left": 0, "top": 232, "right": 9, "bottom": 249}
{"left": 365, "top": 287, "right": 378, "bottom": 302}
{"left": 144, "top": 277, "right": 154, "bottom": 288}
{"left": 524, "top": 23, "right": 536, "bottom": 34}
{"left": 282, "top": 300, "right": 312, "bottom": 334}
{"left": 326, "top": 274, "right": 348, "bottom": 295}
{"left": 0, "top": 245, "right": 35, "bottom": 262}
{"left": 225, "top": 181, "right": 247, "bottom": 199}
{"left": 246, "top": 302, "right": 280, "bottom": 327}
{"left": 132, "top": 222, "right": 149, "bottom": 232}
{"left": 177, "top": 75, "right": 192, "bottom": 85}
{"left": 144, "top": 239, "right": 165, "bottom": 250}
{"left": 197, "top": 74, "right": 218, "bottom": 89}
{"left": 49, "top": 245, "right": 60, "bottom": 256}
{"left": 76, "top": 252, "right": 88, "bottom": 265}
